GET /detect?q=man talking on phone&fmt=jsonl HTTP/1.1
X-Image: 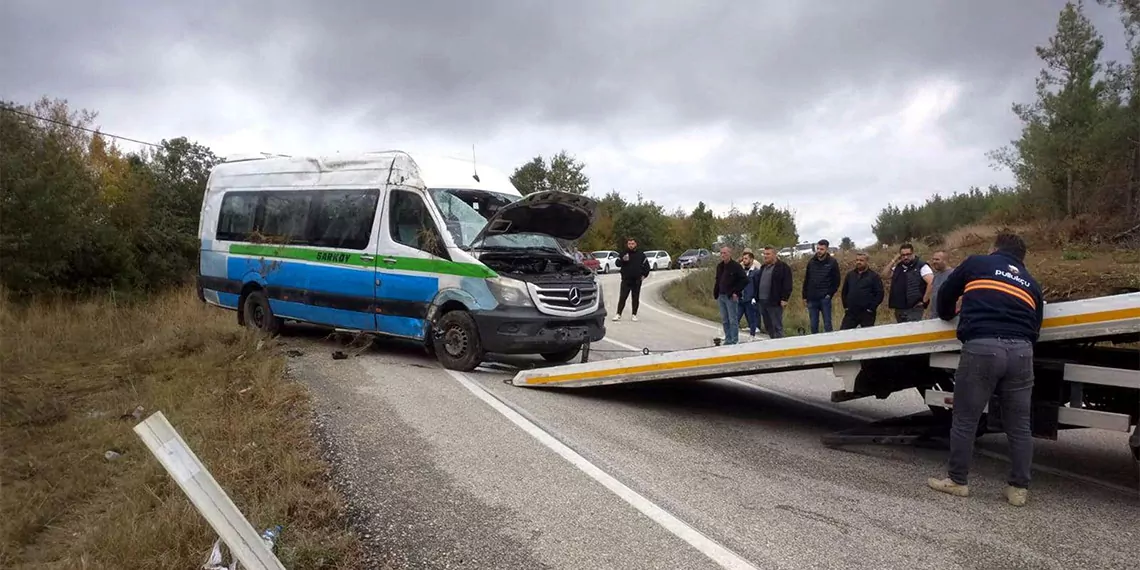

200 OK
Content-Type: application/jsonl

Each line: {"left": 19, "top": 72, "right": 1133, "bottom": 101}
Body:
{"left": 613, "top": 237, "right": 650, "bottom": 322}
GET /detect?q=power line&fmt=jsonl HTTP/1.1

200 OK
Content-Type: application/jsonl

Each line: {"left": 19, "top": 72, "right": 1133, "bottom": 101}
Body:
{"left": 1, "top": 104, "right": 161, "bottom": 148}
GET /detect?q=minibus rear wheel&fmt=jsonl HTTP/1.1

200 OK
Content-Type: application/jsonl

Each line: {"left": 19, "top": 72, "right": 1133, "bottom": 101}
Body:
{"left": 433, "top": 310, "right": 484, "bottom": 371}
{"left": 242, "top": 290, "right": 282, "bottom": 335}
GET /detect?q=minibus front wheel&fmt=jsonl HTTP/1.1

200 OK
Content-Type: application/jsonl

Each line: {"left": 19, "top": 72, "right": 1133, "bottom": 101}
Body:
{"left": 433, "top": 310, "right": 484, "bottom": 371}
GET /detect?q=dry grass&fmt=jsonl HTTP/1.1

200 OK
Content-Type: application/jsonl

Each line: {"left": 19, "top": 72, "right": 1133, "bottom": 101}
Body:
{"left": 0, "top": 287, "right": 361, "bottom": 569}
{"left": 662, "top": 242, "right": 1139, "bottom": 336}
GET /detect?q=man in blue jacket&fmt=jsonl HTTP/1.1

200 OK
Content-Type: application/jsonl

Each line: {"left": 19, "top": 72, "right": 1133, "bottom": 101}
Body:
{"left": 737, "top": 249, "right": 761, "bottom": 339}
{"left": 927, "top": 232, "right": 1044, "bottom": 507}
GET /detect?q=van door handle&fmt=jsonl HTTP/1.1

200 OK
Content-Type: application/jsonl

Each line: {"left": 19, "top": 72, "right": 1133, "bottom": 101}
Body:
{"left": 382, "top": 257, "right": 398, "bottom": 265}
{"left": 360, "top": 254, "right": 375, "bottom": 262}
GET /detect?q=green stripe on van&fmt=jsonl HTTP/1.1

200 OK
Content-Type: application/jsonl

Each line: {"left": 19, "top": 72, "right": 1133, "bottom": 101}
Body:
{"left": 228, "top": 244, "right": 498, "bottom": 278}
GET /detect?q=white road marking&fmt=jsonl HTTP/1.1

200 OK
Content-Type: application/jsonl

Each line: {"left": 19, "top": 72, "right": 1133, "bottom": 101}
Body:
{"left": 634, "top": 276, "right": 723, "bottom": 331}
{"left": 445, "top": 368, "right": 761, "bottom": 570}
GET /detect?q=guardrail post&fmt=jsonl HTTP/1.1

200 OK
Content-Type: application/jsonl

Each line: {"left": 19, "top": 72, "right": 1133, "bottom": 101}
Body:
{"left": 133, "top": 411, "right": 286, "bottom": 570}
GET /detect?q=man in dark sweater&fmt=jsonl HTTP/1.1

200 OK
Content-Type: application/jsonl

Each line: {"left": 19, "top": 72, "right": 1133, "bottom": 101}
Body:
{"left": 840, "top": 252, "right": 884, "bottom": 329}
{"left": 927, "top": 232, "right": 1044, "bottom": 507}
{"left": 613, "top": 237, "right": 651, "bottom": 322}
{"left": 887, "top": 243, "right": 933, "bottom": 323}
{"left": 801, "top": 239, "right": 841, "bottom": 334}
{"left": 752, "top": 246, "right": 793, "bottom": 338}
{"left": 712, "top": 246, "right": 748, "bottom": 345}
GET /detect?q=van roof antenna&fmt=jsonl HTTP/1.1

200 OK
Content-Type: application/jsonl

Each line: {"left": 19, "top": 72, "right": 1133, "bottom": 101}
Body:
{"left": 471, "top": 144, "right": 481, "bottom": 183}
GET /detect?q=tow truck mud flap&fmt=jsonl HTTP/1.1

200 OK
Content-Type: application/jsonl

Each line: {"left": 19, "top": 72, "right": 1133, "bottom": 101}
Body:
{"left": 510, "top": 294, "right": 1140, "bottom": 388}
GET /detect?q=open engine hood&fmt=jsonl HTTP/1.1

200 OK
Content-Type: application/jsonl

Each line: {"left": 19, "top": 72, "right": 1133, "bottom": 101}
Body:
{"left": 471, "top": 190, "right": 597, "bottom": 244}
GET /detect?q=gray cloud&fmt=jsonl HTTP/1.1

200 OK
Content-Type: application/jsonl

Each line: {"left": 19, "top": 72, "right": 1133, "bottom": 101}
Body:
{"left": 1, "top": 0, "right": 1132, "bottom": 245}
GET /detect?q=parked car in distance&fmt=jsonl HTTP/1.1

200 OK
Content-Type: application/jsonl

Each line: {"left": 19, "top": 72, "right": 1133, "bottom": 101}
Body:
{"left": 644, "top": 250, "right": 672, "bottom": 270}
{"left": 778, "top": 243, "right": 816, "bottom": 259}
{"left": 591, "top": 250, "right": 620, "bottom": 273}
{"left": 676, "top": 248, "right": 712, "bottom": 269}
{"left": 580, "top": 255, "right": 600, "bottom": 272}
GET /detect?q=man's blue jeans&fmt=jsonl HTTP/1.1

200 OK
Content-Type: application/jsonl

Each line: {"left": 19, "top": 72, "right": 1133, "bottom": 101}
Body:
{"left": 717, "top": 294, "right": 740, "bottom": 344}
{"left": 807, "top": 296, "right": 834, "bottom": 334}
{"left": 738, "top": 299, "right": 759, "bottom": 335}
{"left": 948, "top": 338, "right": 1035, "bottom": 489}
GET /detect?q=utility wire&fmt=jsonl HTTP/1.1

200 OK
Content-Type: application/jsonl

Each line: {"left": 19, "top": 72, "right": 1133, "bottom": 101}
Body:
{"left": 0, "top": 105, "right": 288, "bottom": 158}
{"left": 1, "top": 104, "right": 161, "bottom": 148}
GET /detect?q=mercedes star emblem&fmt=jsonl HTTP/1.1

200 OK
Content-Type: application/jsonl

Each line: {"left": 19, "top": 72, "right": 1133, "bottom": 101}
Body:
{"left": 567, "top": 287, "right": 581, "bottom": 306}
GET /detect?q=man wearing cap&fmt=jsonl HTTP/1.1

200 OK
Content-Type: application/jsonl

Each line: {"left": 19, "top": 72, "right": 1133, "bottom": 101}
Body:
{"left": 613, "top": 237, "right": 651, "bottom": 322}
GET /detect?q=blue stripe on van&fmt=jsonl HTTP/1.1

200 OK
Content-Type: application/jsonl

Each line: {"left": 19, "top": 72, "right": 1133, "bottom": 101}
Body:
{"left": 267, "top": 300, "right": 379, "bottom": 331}
{"left": 377, "top": 315, "right": 427, "bottom": 339}
{"left": 378, "top": 272, "right": 439, "bottom": 302}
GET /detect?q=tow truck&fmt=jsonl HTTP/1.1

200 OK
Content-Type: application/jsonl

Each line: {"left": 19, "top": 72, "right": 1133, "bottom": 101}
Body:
{"left": 510, "top": 292, "right": 1140, "bottom": 460}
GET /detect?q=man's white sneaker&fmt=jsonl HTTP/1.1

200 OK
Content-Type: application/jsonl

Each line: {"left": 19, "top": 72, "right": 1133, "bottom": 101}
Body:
{"left": 612, "top": 315, "right": 622, "bottom": 322}
{"left": 631, "top": 315, "right": 639, "bottom": 322}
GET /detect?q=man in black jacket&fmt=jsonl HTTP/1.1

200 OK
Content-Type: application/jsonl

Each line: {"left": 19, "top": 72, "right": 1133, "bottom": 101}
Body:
{"left": 887, "top": 243, "right": 933, "bottom": 322}
{"left": 613, "top": 237, "right": 651, "bottom": 322}
{"left": 802, "top": 239, "right": 841, "bottom": 333}
{"left": 840, "top": 252, "right": 884, "bottom": 329}
{"left": 752, "top": 246, "right": 793, "bottom": 338}
{"left": 712, "top": 246, "right": 748, "bottom": 345}
{"left": 927, "top": 232, "right": 1044, "bottom": 507}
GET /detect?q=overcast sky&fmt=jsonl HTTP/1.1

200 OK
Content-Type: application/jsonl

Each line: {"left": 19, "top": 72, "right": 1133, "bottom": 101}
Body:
{"left": 1, "top": 0, "right": 1130, "bottom": 246}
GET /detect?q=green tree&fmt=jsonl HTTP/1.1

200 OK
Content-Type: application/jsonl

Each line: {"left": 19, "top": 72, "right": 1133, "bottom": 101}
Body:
{"left": 689, "top": 202, "right": 717, "bottom": 249}
{"left": 717, "top": 205, "right": 751, "bottom": 250}
{"left": 840, "top": 237, "right": 855, "bottom": 251}
{"left": 663, "top": 207, "right": 693, "bottom": 255}
{"left": 1098, "top": 0, "right": 1140, "bottom": 218}
{"left": 0, "top": 97, "right": 220, "bottom": 296}
{"left": 509, "top": 156, "right": 548, "bottom": 195}
{"left": 578, "top": 190, "right": 626, "bottom": 251}
{"left": 509, "top": 150, "right": 590, "bottom": 195}
{"left": 990, "top": 1, "right": 1114, "bottom": 218}
{"left": 748, "top": 202, "right": 799, "bottom": 246}
{"left": 612, "top": 200, "right": 668, "bottom": 250}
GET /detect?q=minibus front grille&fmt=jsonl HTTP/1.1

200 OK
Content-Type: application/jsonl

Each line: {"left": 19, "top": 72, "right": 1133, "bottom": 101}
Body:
{"left": 529, "top": 282, "right": 600, "bottom": 317}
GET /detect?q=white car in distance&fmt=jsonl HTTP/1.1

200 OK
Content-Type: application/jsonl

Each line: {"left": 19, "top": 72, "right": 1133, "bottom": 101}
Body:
{"left": 591, "top": 250, "right": 619, "bottom": 273}
{"left": 644, "top": 250, "right": 672, "bottom": 270}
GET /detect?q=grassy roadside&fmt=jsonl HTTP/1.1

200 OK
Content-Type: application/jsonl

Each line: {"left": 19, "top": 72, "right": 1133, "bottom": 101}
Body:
{"left": 0, "top": 288, "right": 361, "bottom": 568}
{"left": 661, "top": 239, "right": 1140, "bottom": 338}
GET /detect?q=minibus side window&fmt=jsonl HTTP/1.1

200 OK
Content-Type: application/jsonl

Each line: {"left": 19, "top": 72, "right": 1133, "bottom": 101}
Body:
{"left": 217, "top": 192, "right": 259, "bottom": 241}
{"left": 388, "top": 190, "right": 448, "bottom": 259}
{"left": 262, "top": 193, "right": 312, "bottom": 244}
{"left": 310, "top": 189, "right": 380, "bottom": 250}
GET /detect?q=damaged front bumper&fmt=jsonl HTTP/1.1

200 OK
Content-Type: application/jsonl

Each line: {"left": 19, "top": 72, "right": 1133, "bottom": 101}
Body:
{"left": 471, "top": 305, "right": 607, "bottom": 354}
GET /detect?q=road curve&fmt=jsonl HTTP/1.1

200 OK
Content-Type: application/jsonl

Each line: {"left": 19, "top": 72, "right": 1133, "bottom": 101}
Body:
{"left": 286, "top": 268, "right": 1139, "bottom": 570}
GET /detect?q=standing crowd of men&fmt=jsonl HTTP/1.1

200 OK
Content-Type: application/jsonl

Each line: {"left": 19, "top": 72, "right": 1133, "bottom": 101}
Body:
{"left": 709, "top": 239, "right": 956, "bottom": 344}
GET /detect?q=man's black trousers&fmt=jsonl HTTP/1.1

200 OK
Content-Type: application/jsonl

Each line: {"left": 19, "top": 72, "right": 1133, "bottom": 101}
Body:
{"left": 617, "top": 279, "right": 642, "bottom": 315}
{"left": 840, "top": 308, "right": 877, "bottom": 330}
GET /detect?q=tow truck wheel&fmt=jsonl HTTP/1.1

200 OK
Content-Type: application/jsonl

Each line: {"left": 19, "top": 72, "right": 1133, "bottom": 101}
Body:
{"left": 433, "top": 311, "right": 484, "bottom": 371}
{"left": 540, "top": 347, "right": 581, "bottom": 363}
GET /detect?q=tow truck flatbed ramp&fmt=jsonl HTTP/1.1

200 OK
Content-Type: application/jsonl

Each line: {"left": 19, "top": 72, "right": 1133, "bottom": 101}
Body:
{"left": 511, "top": 292, "right": 1140, "bottom": 389}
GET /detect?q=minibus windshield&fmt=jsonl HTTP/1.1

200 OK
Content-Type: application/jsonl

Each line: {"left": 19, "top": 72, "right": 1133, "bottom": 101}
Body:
{"left": 428, "top": 188, "right": 563, "bottom": 251}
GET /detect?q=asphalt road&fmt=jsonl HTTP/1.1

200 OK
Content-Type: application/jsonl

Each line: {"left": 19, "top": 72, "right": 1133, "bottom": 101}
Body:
{"left": 287, "top": 269, "right": 1139, "bottom": 570}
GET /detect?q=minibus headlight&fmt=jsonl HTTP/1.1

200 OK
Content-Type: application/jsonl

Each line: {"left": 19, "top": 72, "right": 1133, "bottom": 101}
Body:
{"left": 488, "top": 277, "right": 534, "bottom": 307}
